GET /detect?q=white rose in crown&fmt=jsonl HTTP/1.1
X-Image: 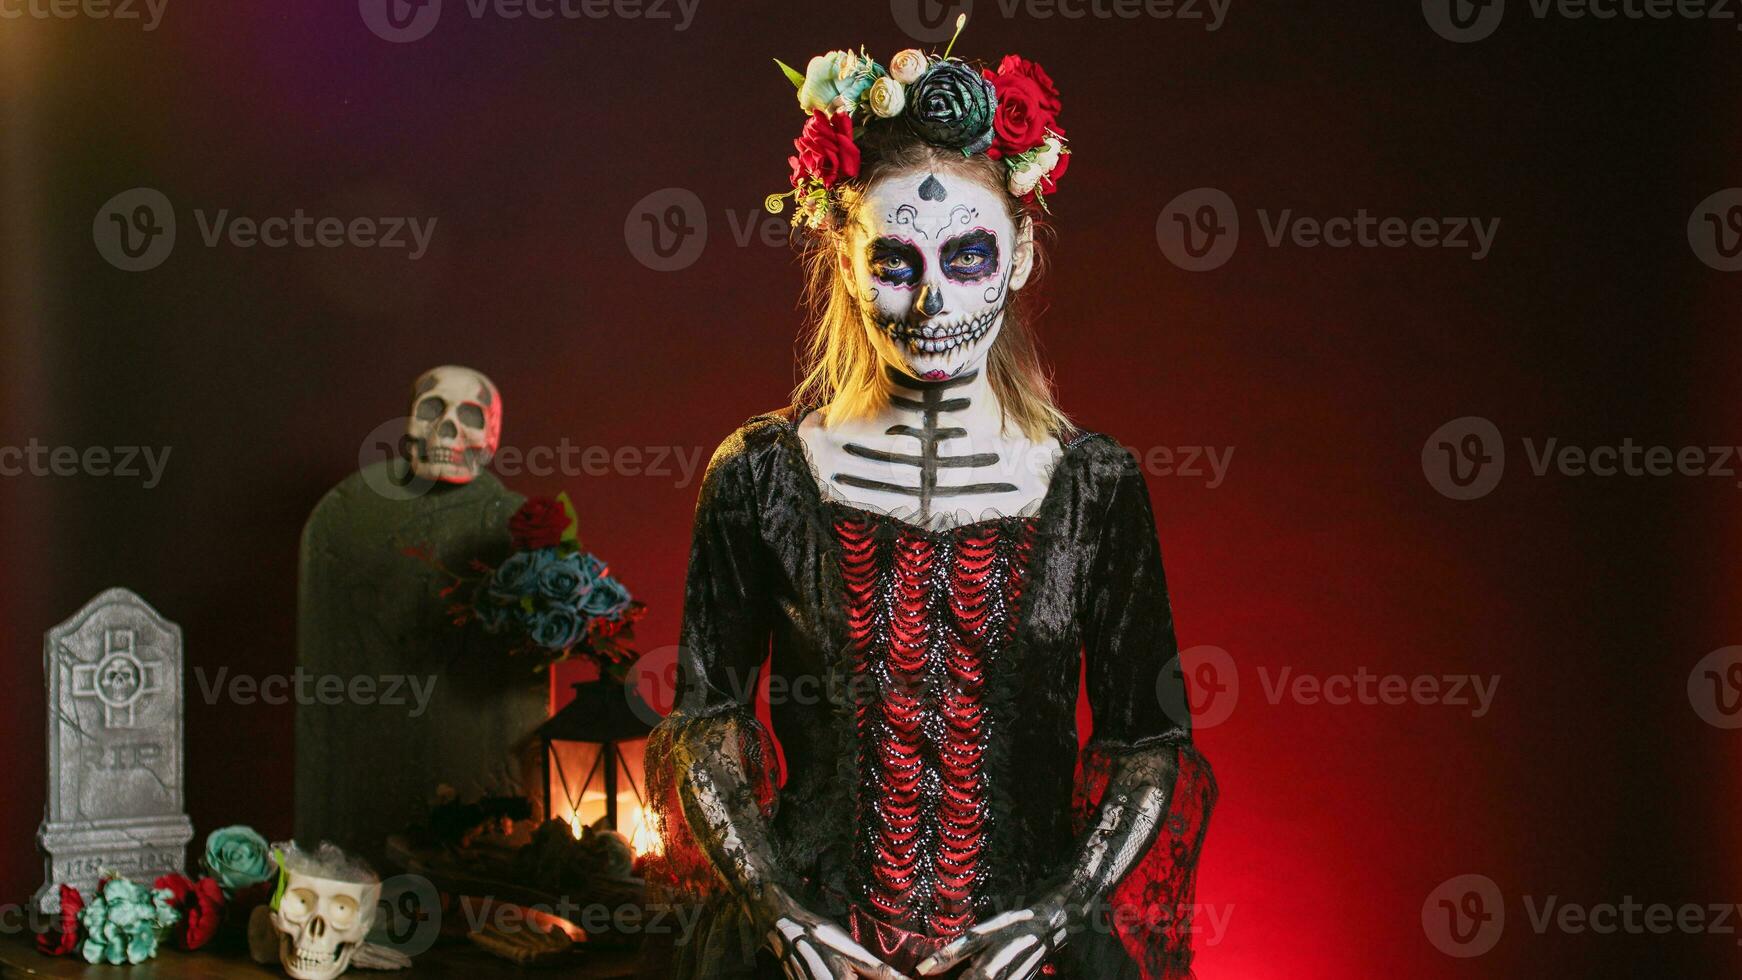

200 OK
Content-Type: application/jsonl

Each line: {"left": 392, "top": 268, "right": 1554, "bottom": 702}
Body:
{"left": 889, "top": 48, "right": 928, "bottom": 85}
{"left": 868, "top": 76, "right": 906, "bottom": 118}
{"left": 1007, "top": 135, "right": 1065, "bottom": 197}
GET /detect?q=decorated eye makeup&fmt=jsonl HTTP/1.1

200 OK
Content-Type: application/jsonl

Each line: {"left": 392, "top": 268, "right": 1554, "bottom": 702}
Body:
{"left": 869, "top": 237, "right": 923, "bottom": 287}
{"left": 940, "top": 229, "right": 1000, "bottom": 282}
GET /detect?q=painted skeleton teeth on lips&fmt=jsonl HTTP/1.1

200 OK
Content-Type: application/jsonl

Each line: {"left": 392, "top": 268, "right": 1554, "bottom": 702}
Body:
{"left": 884, "top": 306, "right": 999, "bottom": 355}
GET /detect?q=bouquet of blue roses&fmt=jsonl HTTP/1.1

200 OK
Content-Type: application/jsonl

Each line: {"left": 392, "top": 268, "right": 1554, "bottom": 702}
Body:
{"left": 462, "top": 493, "right": 645, "bottom": 673}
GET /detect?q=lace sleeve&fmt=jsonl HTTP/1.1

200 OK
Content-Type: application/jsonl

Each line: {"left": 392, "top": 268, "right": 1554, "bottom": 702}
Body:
{"left": 642, "top": 429, "right": 782, "bottom": 903}
{"left": 1072, "top": 448, "right": 1217, "bottom": 979}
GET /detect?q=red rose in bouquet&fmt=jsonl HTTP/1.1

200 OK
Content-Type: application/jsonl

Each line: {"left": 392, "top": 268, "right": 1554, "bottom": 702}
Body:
{"left": 789, "top": 110, "right": 860, "bottom": 189}
{"left": 510, "top": 496, "right": 571, "bottom": 551}
{"left": 35, "top": 884, "right": 83, "bottom": 956}
{"left": 155, "top": 874, "right": 227, "bottom": 951}
{"left": 984, "top": 55, "right": 1062, "bottom": 159}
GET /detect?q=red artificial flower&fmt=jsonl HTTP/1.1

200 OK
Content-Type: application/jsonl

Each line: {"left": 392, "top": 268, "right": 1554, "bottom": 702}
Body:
{"left": 156, "top": 873, "right": 227, "bottom": 951}
{"left": 788, "top": 110, "right": 860, "bottom": 189}
{"left": 510, "top": 496, "right": 571, "bottom": 551}
{"left": 983, "top": 55, "right": 1062, "bottom": 159}
{"left": 35, "top": 884, "right": 84, "bottom": 956}
{"left": 995, "top": 55, "right": 1062, "bottom": 113}
{"left": 220, "top": 880, "right": 275, "bottom": 943}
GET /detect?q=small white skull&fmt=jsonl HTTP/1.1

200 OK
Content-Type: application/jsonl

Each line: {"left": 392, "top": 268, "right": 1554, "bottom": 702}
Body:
{"left": 405, "top": 365, "right": 502, "bottom": 484}
{"left": 270, "top": 844, "right": 382, "bottom": 980}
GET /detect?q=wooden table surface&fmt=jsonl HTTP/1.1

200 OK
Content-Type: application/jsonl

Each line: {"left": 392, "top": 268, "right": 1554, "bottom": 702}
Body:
{"left": 0, "top": 933, "right": 641, "bottom": 978}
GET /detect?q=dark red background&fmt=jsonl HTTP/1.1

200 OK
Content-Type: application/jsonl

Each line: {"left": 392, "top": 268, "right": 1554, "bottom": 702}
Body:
{"left": 2, "top": 0, "right": 1739, "bottom": 974}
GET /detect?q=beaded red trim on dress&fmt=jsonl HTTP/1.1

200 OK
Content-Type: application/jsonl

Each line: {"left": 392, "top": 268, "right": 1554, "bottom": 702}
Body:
{"left": 833, "top": 505, "right": 1037, "bottom": 974}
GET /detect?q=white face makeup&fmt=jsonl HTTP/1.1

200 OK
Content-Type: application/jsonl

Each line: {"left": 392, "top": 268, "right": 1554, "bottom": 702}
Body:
{"left": 846, "top": 170, "right": 1030, "bottom": 382}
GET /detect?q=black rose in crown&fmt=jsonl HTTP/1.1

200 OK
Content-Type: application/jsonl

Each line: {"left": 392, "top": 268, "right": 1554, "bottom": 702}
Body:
{"left": 904, "top": 60, "right": 997, "bottom": 154}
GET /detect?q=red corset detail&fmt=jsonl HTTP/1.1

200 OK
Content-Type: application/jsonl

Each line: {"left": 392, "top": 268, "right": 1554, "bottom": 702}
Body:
{"left": 834, "top": 508, "right": 1038, "bottom": 947}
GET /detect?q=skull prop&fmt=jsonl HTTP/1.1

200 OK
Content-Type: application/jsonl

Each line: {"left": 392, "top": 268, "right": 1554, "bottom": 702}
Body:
{"left": 270, "top": 842, "right": 383, "bottom": 980}
{"left": 405, "top": 365, "right": 502, "bottom": 484}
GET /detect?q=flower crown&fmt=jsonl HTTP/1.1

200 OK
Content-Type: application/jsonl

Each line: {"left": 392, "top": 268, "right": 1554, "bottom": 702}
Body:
{"left": 766, "top": 15, "right": 1070, "bottom": 231}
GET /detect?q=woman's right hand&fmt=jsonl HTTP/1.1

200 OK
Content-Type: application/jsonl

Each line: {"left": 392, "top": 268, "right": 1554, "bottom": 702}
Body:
{"left": 757, "top": 885, "right": 912, "bottom": 980}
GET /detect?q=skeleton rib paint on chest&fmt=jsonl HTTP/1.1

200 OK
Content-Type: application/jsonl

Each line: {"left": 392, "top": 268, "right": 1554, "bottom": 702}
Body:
{"left": 832, "top": 368, "right": 1016, "bottom": 520}
{"left": 799, "top": 367, "right": 1059, "bottom": 526}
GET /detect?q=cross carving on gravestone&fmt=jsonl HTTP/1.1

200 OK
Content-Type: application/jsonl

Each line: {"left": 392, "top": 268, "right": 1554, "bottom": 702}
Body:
{"left": 69, "top": 629, "right": 162, "bottom": 729}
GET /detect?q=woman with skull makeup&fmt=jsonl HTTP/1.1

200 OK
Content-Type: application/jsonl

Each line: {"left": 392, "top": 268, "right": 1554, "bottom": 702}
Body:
{"left": 644, "top": 40, "right": 1215, "bottom": 980}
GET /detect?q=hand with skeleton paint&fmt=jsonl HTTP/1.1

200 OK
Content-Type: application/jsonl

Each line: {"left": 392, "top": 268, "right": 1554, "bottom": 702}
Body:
{"left": 915, "top": 748, "right": 1178, "bottom": 980}
{"left": 672, "top": 714, "right": 913, "bottom": 980}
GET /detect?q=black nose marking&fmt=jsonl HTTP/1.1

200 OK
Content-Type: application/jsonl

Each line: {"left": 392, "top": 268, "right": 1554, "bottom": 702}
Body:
{"left": 918, "top": 285, "right": 944, "bottom": 317}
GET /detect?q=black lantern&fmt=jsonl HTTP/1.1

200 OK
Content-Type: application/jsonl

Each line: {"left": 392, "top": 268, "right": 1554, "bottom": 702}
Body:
{"left": 536, "top": 678, "right": 656, "bottom": 832}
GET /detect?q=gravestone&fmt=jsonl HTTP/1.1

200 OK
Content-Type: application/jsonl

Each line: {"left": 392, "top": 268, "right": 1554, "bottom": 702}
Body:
{"left": 296, "top": 456, "right": 546, "bottom": 869}
{"left": 35, "top": 588, "right": 194, "bottom": 913}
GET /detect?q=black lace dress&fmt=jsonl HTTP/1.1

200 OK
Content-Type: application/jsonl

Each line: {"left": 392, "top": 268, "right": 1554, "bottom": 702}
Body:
{"left": 644, "top": 412, "right": 1216, "bottom": 980}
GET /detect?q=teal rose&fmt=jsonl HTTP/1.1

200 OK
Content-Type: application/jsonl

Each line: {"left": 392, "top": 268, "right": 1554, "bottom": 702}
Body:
{"left": 578, "top": 570, "right": 632, "bottom": 619}
{"left": 488, "top": 550, "right": 542, "bottom": 601}
{"left": 905, "top": 60, "right": 997, "bottom": 154}
{"left": 203, "top": 825, "right": 276, "bottom": 893}
{"left": 529, "top": 607, "right": 584, "bottom": 651}
{"left": 798, "top": 49, "right": 880, "bottom": 115}
{"left": 537, "top": 553, "right": 587, "bottom": 601}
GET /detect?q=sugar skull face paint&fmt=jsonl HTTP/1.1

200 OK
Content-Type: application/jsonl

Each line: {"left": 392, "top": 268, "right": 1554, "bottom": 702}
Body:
{"left": 847, "top": 171, "right": 1031, "bottom": 382}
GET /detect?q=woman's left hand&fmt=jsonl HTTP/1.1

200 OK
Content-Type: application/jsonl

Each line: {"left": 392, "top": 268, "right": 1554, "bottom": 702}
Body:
{"left": 912, "top": 893, "right": 1072, "bottom": 980}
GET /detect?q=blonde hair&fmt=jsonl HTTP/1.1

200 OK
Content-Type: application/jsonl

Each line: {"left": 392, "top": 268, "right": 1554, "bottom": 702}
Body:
{"left": 790, "top": 133, "right": 1069, "bottom": 442}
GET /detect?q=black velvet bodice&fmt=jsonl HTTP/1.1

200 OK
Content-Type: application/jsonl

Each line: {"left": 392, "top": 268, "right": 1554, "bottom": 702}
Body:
{"left": 669, "top": 411, "right": 1193, "bottom": 914}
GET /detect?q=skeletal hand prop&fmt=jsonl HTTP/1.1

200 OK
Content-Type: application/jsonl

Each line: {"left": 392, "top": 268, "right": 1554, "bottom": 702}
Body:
{"left": 673, "top": 715, "right": 911, "bottom": 980}
{"left": 915, "top": 746, "right": 1178, "bottom": 980}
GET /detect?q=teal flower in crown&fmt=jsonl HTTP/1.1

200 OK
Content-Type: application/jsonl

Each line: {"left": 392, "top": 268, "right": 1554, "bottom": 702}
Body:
{"left": 797, "top": 49, "right": 882, "bottom": 116}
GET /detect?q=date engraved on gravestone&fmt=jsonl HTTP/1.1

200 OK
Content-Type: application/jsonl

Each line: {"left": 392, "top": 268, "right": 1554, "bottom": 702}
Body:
{"left": 34, "top": 589, "right": 194, "bottom": 913}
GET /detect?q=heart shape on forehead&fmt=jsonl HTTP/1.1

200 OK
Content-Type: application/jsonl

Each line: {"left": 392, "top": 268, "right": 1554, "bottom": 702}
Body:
{"left": 918, "top": 175, "right": 947, "bottom": 202}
